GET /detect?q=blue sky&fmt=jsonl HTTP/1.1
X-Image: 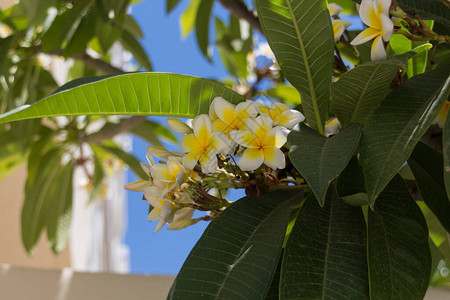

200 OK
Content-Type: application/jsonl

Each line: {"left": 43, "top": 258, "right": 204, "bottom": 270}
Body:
{"left": 125, "top": 0, "right": 364, "bottom": 275}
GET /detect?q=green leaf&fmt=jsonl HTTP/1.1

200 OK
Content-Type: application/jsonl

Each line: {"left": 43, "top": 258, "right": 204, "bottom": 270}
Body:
{"left": 20, "top": 0, "right": 56, "bottom": 25}
{"left": 130, "top": 119, "right": 177, "bottom": 146}
{"left": 0, "top": 36, "right": 14, "bottom": 75}
{"left": 46, "top": 159, "right": 73, "bottom": 254}
{"left": 195, "top": 0, "right": 213, "bottom": 61}
{"left": 180, "top": 0, "right": 201, "bottom": 38}
{"left": 331, "top": 60, "right": 404, "bottom": 126}
{"left": 96, "top": 18, "right": 122, "bottom": 53}
{"left": 264, "top": 251, "right": 282, "bottom": 300}
{"left": 408, "top": 142, "right": 450, "bottom": 233}
{"left": 263, "top": 84, "right": 301, "bottom": 106}
{"left": 360, "top": 66, "right": 450, "bottom": 203}
{"left": 168, "top": 190, "right": 301, "bottom": 299}
{"left": 64, "top": 11, "right": 96, "bottom": 57}
{"left": 22, "top": 147, "right": 63, "bottom": 253}
{"left": 97, "top": 144, "right": 147, "bottom": 180}
{"left": 281, "top": 189, "right": 369, "bottom": 300}
{"left": 336, "top": 156, "right": 369, "bottom": 206}
{"left": 88, "top": 150, "right": 105, "bottom": 203}
{"left": 119, "top": 29, "right": 152, "bottom": 71}
{"left": 0, "top": 73, "right": 245, "bottom": 124}
{"left": 255, "top": 0, "right": 334, "bottom": 133}
{"left": 122, "top": 14, "right": 143, "bottom": 38}
{"left": 166, "top": 0, "right": 181, "bottom": 13}
{"left": 288, "top": 123, "right": 362, "bottom": 206}
{"left": 444, "top": 106, "right": 450, "bottom": 200}
{"left": 367, "top": 175, "right": 431, "bottom": 300}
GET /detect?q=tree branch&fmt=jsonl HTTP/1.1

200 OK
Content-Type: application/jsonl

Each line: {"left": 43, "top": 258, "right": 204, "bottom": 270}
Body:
{"left": 81, "top": 116, "right": 147, "bottom": 144}
{"left": 72, "top": 52, "right": 124, "bottom": 75}
{"left": 217, "top": 0, "right": 263, "bottom": 34}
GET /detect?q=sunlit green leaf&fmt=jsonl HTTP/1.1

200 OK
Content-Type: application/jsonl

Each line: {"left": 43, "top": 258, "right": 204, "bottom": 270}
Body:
{"left": 264, "top": 84, "right": 301, "bottom": 106}
{"left": 255, "top": 0, "right": 334, "bottom": 133}
{"left": 360, "top": 66, "right": 450, "bottom": 203}
{"left": 281, "top": 190, "right": 369, "bottom": 299}
{"left": 119, "top": 29, "right": 152, "bottom": 71}
{"left": 130, "top": 119, "right": 177, "bottom": 146}
{"left": 288, "top": 123, "right": 362, "bottom": 206}
{"left": 195, "top": 0, "right": 213, "bottom": 61}
{"left": 168, "top": 190, "right": 301, "bottom": 299}
{"left": 180, "top": 0, "right": 201, "bottom": 38}
{"left": 367, "top": 175, "right": 431, "bottom": 300}
{"left": 0, "top": 73, "right": 245, "bottom": 124}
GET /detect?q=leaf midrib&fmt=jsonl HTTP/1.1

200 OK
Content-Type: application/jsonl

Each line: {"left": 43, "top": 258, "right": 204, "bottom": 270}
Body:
{"left": 284, "top": 0, "right": 324, "bottom": 135}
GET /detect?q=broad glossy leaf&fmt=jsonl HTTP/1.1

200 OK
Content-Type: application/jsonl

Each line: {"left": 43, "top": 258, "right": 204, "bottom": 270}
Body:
{"left": 122, "top": 14, "right": 143, "bottom": 38}
{"left": 255, "top": 0, "right": 334, "bottom": 133}
{"left": 46, "top": 159, "right": 73, "bottom": 253}
{"left": 281, "top": 190, "right": 369, "bottom": 300}
{"left": 264, "top": 251, "right": 282, "bottom": 300}
{"left": 336, "top": 156, "right": 369, "bottom": 206}
{"left": 288, "top": 123, "right": 362, "bottom": 205}
{"left": 352, "top": 0, "right": 449, "bottom": 27}
{"left": 22, "top": 147, "right": 63, "bottom": 253}
{"left": 360, "top": 67, "right": 450, "bottom": 203}
{"left": 408, "top": 142, "right": 450, "bottom": 232}
{"left": 0, "top": 73, "right": 245, "bottom": 124}
{"left": 444, "top": 107, "right": 450, "bottom": 200}
{"left": 64, "top": 11, "right": 96, "bottom": 57}
{"left": 180, "top": 0, "right": 201, "bottom": 38}
{"left": 331, "top": 60, "right": 404, "bottom": 126}
{"left": 97, "top": 144, "right": 147, "bottom": 180}
{"left": 368, "top": 175, "right": 431, "bottom": 300}
{"left": 168, "top": 190, "right": 300, "bottom": 300}
{"left": 195, "top": 0, "right": 213, "bottom": 61}
{"left": 119, "top": 29, "right": 153, "bottom": 71}
{"left": 264, "top": 84, "right": 301, "bottom": 106}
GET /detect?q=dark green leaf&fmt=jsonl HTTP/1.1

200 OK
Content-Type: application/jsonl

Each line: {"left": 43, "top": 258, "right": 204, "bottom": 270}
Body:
{"left": 20, "top": 0, "right": 56, "bottom": 25}
{"left": 264, "top": 250, "right": 282, "bottom": 300}
{"left": 122, "top": 14, "right": 143, "bottom": 38}
{"left": 367, "top": 175, "right": 431, "bottom": 300}
{"left": 360, "top": 66, "right": 450, "bottom": 203}
{"left": 96, "top": 18, "right": 122, "bottom": 53}
{"left": 97, "top": 144, "right": 147, "bottom": 180}
{"left": 0, "top": 36, "right": 14, "bottom": 75}
{"left": 281, "top": 189, "right": 369, "bottom": 300}
{"left": 255, "top": 0, "right": 334, "bottom": 133}
{"left": 288, "top": 123, "right": 362, "bottom": 205}
{"left": 444, "top": 104, "right": 450, "bottom": 200}
{"left": 168, "top": 190, "right": 301, "bottom": 299}
{"left": 88, "top": 150, "right": 105, "bottom": 203}
{"left": 46, "top": 159, "right": 73, "bottom": 253}
{"left": 119, "top": 29, "right": 152, "bottom": 71}
{"left": 22, "top": 147, "right": 63, "bottom": 253}
{"left": 408, "top": 142, "right": 450, "bottom": 232}
{"left": 331, "top": 60, "right": 404, "bottom": 126}
{"left": 195, "top": 0, "right": 213, "bottom": 61}
{"left": 166, "top": 0, "right": 181, "bottom": 13}
{"left": 60, "top": 0, "right": 94, "bottom": 44}
{"left": 0, "top": 73, "right": 245, "bottom": 124}
{"left": 64, "top": 11, "right": 96, "bottom": 57}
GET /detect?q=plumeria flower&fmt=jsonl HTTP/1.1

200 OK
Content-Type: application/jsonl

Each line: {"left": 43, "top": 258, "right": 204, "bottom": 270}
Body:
{"left": 324, "top": 118, "right": 341, "bottom": 137}
{"left": 258, "top": 102, "right": 305, "bottom": 130}
{"left": 351, "top": 0, "right": 394, "bottom": 61}
{"left": 144, "top": 187, "right": 176, "bottom": 232}
{"left": 124, "top": 152, "right": 155, "bottom": 192}
{"left": 167, "top": 118, "right": 193, "bottom": 134}
{"left": 209, "top": 97, "right": 259, "bottom": 135}
{"left": 147, "top": 146, "right": 183, "bottom": 160}
{"left": 328, "top": 3, "right": 352, "bottom": 42}
{"left": 150, "top": 156, "right": 188, "bottom": 194}
{"left": 181, "top": 114, "right": 233, "bottom": 174}
{"left": 433, "top": 100, "right": 450, "bottom": 128}
{"left": 167, "top": 192, "right": 198, "bottom": 230}
{"left": 231, "top": 115, "right": 288, "bottom": 171}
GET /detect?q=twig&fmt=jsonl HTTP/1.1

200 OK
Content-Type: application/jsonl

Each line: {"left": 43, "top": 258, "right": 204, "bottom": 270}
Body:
{"left": 217, "top": 0, "right": 263, "bottom": 34}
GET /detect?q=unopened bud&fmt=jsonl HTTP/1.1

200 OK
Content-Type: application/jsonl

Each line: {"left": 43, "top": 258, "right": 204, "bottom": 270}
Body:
{"left": 167, "top": 118, "right": 193, "bottom": 134}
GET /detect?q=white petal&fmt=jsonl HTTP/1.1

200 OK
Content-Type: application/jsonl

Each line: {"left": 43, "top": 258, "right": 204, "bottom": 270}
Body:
{"left": 124, "top": 180, "right": 152, "bottom": 192}
{"left": 263, "top": 127, "right": 288, "bottom": 148}
{"left": 263, "top": 147, "right": 286, "bottom": 170}
{"left": 167, "top": 118, "right": 193, "bottom": 133}
{"left": 210, "top": 132, "right": 234, "bottom": 154}
{"left": 371, "top": 35, "right": 387, "bottom": 61}
{"left": 154, "top": 219, "right": 166, "bottom": 232}
{"left": 145, "top": 152, "right": 155, "bottom": 166}
{"left": 238, "top": 148, "right": 264, "bottom": 171}
{"left": 350, "top": 27, "right": 380, "bottom": 46}
{"left": 380, "top": 13, "right": 393, "bottom": 41}
{"left": 278, "top": 109, "right": 305, "bottom": 129}
{"left": 140, "top": 162, "right": 151, "bottom": 176}
{"left": 328, "top": 3, "right": 343, "bottom": 17}
{"left": 183, "top": 152, "right": 201, "bottom": 170}
{"left": 235, "top": 100, "right": 259, "bottom": 119}
{"left": 213, "top": 97, "right": 236, "bottom": 124}
{"left": 192, "top": 114, "right": 212, "bottom": 139}
{"left": 359, "top": 0, "right": 378, "bottom": 28}
{"left": 199, "top": 150, "right": 218, "bottom": 174}
{"left": 146, "top": 146, "right": 172, "bottom": 159}
{"left": 375, "top": 0, "right": 391, "bottom": 15}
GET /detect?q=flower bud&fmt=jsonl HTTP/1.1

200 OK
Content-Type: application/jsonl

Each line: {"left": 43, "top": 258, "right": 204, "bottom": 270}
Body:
{"left": 167, "top": 118, "right": 193, "bottom": 134}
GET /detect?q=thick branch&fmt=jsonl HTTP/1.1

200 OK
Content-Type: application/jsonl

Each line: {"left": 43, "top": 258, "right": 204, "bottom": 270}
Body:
{"left": 217, "top": 0, "right": 263, "bottom": 34}
{"left": 81, "top": 116, "right": 147, "bottom": 144}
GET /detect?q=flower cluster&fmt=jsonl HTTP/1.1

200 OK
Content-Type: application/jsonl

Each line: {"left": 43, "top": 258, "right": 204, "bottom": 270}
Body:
{"left": 125, "top": 97, "right": 304, "bottom": 232}
{"left": 328, "top": 3, "right": 352, "bottom": 42}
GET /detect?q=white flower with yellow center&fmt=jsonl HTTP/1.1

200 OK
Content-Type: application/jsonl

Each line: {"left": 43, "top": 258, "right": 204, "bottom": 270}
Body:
{"left": 144, "top": 187, "right": 176, "bottom": 232}
{"left": 209, "top": 97, "right": 259, "bottom": 135}
{"left": 231, "top": 115, "right": 287, "bottom": 171}
{"left": 124, "top": 152, "right": 156, "bottom": 192}
{"left": 150, "top": 156, "right": 187, "bottom": 194}
{"left": 258, "top": 102, "right": 305, "bottom": 130}
{"left": 328, "top": 3, "right": 352, "bottom": 42}
{"left": 351, "top": 0, "right": 393, "bottom": 61}
{"left": 181, "top": 114, "right": 232, "bottom": 174}
{"left": 325, "top": 118, "right": 341, "bottom": 137}
{"left": 167, "top": 192, "right": 199, "bottom": 230}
